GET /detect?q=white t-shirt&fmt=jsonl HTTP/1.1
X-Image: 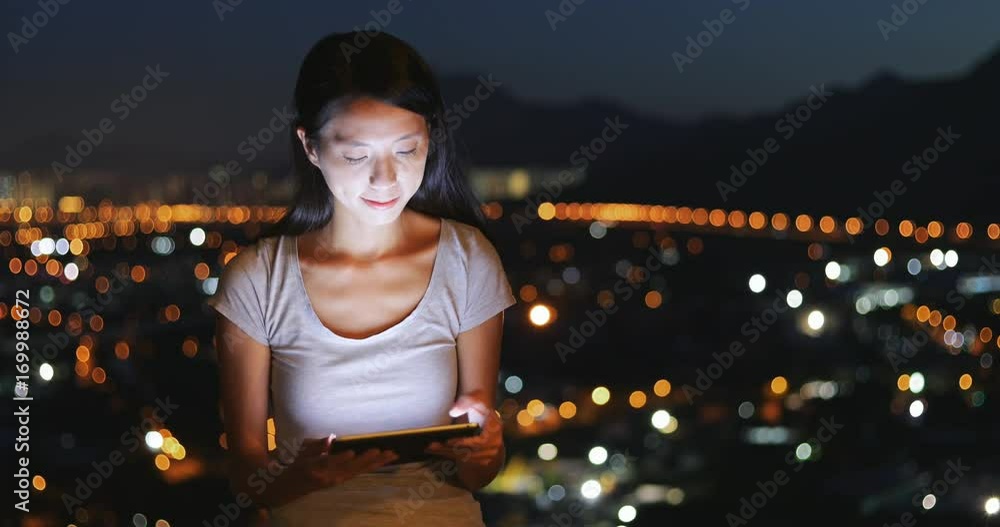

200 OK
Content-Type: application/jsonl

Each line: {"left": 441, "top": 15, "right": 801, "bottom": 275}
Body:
{"left": 206, "top": 216, "right": 517, "bottom": 526}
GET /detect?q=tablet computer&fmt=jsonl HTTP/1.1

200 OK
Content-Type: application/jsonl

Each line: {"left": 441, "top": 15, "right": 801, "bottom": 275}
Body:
{"left": 327, "top": 422, "right": 481, "bottom": 465}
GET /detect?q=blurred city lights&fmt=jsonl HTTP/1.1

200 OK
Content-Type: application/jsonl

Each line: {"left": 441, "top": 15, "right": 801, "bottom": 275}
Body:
{"left": 930, "top": 249, "right": 945, "bottom": 268}
{"left": 189, "top": 227, "right": 206, "bottom": 246}
{"left": 581, "top": 479, "right": 602, "bottom": 499}
{"left": 786, "top": 289, "right": 803, "bottom": 309}
{"left": 588, "top": 446, "right": 608, "bottom": 465}
{"left": 824, "top": 261, "right": 841, "bottom": 280}
{"left": 873, "top": 247, "right": 891, "bottom": 267}
{"left": 145, "top": 431, "right": 164, "bottom": 450}
{"left": 651, "top": 410, "right": 671, "bottom": 429}
{"left": 529, "top": 304, "right": 553, "bottom": 326}
{"left": 807, "top": 310, "right": 825, "bottom": 330}
{"left": 504, "top": 375, "right": 523, "bottom": 394}
{"left": 770, "top": 376, "right": 789, "bottom": 395}
{"left": 653, "top": 379, "right": 672, "bottom": 397}
{"left": 548, "top": 485, "right": 566, "bottom": 501}
{"left": 749, "top": 274, "right": 766, "bottom": 293}
{"left": 558, "top": 401, "right": 577, "bottom": 419}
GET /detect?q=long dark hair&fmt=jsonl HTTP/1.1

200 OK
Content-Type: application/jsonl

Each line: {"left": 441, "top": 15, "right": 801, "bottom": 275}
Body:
{"left": 259, "top": 30, "right": 487, "bottom": 241}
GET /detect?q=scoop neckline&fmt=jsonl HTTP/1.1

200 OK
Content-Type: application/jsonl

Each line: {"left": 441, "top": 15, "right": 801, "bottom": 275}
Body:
{"left": 289, "top": 217, "right": 448, "bottom": 343}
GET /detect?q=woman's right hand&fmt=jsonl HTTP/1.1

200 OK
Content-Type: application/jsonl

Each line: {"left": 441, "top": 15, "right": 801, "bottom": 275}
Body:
{"left": 289, "top": 434, "right": 399, "bottom": 493}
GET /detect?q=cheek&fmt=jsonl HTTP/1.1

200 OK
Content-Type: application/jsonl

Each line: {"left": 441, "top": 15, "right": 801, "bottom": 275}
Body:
{"left": 316, "top": 161, "right": 364, "bottom": 191}
{"left": 399, "top": 159, "right": 428, "bottom": 187}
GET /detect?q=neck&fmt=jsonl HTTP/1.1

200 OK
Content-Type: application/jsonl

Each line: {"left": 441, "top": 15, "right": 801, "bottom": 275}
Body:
{"left": 316, "top": 207, "right": 411, "bottom": 262}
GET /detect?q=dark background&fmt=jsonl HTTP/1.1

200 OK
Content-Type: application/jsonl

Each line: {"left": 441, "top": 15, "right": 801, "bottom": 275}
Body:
{"left": 2, "top": 1, "right": 999, "bottom": 526}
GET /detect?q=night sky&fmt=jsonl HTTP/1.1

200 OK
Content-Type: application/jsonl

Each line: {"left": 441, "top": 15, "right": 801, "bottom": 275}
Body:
{"left": 3, "top": 0, "right": 999, "bottom": 155}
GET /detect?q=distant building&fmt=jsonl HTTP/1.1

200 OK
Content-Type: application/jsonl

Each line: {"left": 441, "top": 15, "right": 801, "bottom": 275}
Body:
{"left": 0, "top": 170, "right": 55, "bottom": 203}
{"left": 467, "top": 165, "right": 586, "bottom": 201}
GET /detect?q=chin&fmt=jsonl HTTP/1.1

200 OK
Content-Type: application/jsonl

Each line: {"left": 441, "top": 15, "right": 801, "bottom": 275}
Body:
{"left": 365, "top": 212, "right": 403, "bottom": 225}
{"left": 353, "top": 203, "right": 405, "bottom": 225}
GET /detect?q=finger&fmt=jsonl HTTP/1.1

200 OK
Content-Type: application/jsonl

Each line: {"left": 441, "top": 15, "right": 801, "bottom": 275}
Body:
{"left": 373, "top": 451, "right": 399, "bottom": 467}
{"left": 345, "top": 449, "right": 384, "bottom": 472}
{"left": 449, "top": 394, "right": 488, "bottom": 417}
{"left": 328, "top": 449, "right": 357, "bottom": 463}
{"left": 301, "top": 434, "right": 335, "bottom": 458}
{"left": 351, "top": 450, "right": 398, "bottom": 474}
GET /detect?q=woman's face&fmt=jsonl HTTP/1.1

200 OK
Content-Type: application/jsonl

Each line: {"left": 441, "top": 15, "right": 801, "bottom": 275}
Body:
{"left": 297, "top": 98, "right": 430, "bottom": 225}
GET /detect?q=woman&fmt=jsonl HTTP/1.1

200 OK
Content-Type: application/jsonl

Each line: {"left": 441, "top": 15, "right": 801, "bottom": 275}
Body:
{"left": 207, "top": 30, "right": 516, "bottom": 525}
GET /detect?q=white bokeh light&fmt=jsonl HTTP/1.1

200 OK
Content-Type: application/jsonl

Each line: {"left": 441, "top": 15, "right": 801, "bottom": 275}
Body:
{"left": 581, "top": 479, "right": 602, "bottom": 499}
{"left": 588, "top": 446, "right": 608, "bottom": 465}
{"left": 64, "top": 262, "right": 79, "bottom": 281}
{"left": 944, "top": 250, "right": 958, "bottom": 267}
{"left": 824, "top": 262, "right": 841, "bottom": 280}
{"left": 807, "top": 310, "right": 825, "bottom": 330}
{"left": 618, "top": 505, "right": 637, "bottom": 523}
{"left": 538, "top": 443, "right": 557, "bottom": 461}
{"left": 748, "top": 274, "right": 766, "bottom": 293}
{"left": 504, "top": 375, "right": 523, "bottom": 394}
{"left": 651, "top": 410, "right": 672, "bottom": 429}
{"left": 786, "top": 290, "right": 803, "bottom": 309}
{"left": 873, "top": 248, "right": 890, "bottom": 267}
{"left": 929, "top": 249, "right": 944, "bottom": 267}
{"left": 189, "top": 227, "right": 206, "bottom": 246}
{"left": 145, "top": 431, "right": 164, "bottom": 450}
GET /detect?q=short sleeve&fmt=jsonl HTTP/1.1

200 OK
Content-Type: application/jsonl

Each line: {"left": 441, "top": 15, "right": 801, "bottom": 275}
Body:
{"left": 459, "top": 227, "right": 517, "bottom": 333}
{"left": 206, "top": 243, "right": 270, "bottom": 346}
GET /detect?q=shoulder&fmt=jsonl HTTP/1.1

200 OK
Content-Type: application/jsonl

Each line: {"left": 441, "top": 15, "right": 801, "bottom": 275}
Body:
{"left": 221, "top": 235, "right": 280, "bottom": 280}
{"left": 445, "top": 219, "right": 506, "bottom": 273}
{"left": 447, "top": 219, "right": 498, "bottom": 257}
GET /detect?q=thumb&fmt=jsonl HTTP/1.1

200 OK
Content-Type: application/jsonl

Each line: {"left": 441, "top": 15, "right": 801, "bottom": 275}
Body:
{"left": 450, "top": 395, "right": 489, "bottom": 418}
{"left": 303, "top": 433, "right": 335, "bottom": 457}
{"left": 449, "top": 395, "right": 476, "bottom": 417}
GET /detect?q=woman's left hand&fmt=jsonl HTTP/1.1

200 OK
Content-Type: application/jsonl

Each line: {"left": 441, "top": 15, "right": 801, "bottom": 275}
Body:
{"left": 424, "top": 392, "right": 504, "bottom": 466}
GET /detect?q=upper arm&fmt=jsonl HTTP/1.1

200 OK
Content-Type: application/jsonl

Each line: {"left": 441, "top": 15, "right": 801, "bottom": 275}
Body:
{"left": 455, "top": 226, "right": 517, "bottom": 406}
{"left": 216, "top": 313, "right": 271, "bottom": 461}
{"left": 207, "top": 242, "right": 272, "bottom": 462}
{"left": 456, "top": 311, "right": 505, "bottom": 407}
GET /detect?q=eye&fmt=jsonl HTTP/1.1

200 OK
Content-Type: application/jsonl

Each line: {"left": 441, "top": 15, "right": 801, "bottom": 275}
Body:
{"left": 396, "top": 148, "right": 417, "bottom": 157}
{"left": 344, "top": 155, "right": 367, "bottom": 165}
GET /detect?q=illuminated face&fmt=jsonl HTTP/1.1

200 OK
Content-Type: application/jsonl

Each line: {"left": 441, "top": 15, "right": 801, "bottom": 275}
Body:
{"left": 297, "top": 97, "right": 429, "bottom": 225}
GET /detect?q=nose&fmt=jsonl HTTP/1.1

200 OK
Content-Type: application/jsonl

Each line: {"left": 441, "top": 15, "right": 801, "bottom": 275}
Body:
{"left": 369, "top": 156, "right": 398, "bottom": 190}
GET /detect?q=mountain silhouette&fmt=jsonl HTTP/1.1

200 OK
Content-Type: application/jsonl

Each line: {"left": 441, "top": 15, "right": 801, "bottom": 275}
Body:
{"left": 8, "top": 43, "right": 998, "bottom": 223}
{"left": 448, "top": 43, "right": 999, "bottom": 223}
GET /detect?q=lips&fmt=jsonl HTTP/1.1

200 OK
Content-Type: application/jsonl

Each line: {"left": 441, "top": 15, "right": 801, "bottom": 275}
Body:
{"left": 361, "top": 196, "right": 400, "bottom": 209}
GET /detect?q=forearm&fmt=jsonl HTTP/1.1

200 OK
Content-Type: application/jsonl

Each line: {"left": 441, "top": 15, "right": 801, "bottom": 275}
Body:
{"left": 228, "top": 450, "right": 312, "bottom": 509}
{"left": 454, "top": 441, "right": 506, "bottom": 492}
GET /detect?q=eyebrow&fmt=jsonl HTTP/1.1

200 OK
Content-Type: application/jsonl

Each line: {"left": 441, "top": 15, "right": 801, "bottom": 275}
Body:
{"left": 333, "top": 131, "right": 422, "bottom": 147}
